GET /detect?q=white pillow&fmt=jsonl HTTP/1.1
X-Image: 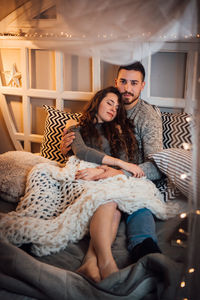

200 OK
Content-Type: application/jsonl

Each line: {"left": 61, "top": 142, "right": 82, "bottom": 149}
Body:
{"left": 149, "top": 148, "right": 191, "bottom": 197}
{"left": 0, "top": 151, "right": 57, "bottom": 203}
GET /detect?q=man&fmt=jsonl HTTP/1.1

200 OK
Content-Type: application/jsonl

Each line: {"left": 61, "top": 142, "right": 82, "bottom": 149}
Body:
{"left": 61, "top": 61, "right": 163, "bottom": 262}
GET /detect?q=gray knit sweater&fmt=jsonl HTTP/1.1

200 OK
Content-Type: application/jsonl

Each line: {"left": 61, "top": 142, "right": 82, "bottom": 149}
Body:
{"left": 126, "top": 99, "right": 163, "bottom": 180}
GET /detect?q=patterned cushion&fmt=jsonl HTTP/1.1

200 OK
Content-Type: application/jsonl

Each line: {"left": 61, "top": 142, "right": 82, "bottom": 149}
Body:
{"left": 153, "top": 176, "right": 181, "bottom": 202}
{"left": 161, "top": 112, "right": 192, "bottom": 149}
{"left": 40, "top": 106, "right": 82, "bottom": 163}
{"left": 150, "top": 148, "right": 192, "bottom": 197}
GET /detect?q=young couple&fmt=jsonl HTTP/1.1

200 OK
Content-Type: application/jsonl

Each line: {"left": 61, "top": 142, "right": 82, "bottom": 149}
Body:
{"left": 61, "top": 62, "right": 163, "bottom": 283}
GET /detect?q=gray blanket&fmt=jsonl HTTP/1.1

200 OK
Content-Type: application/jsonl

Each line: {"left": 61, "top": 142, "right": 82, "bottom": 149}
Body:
{"left": 0, "top": 240, "right": 183, "bottom": 300}
{"left": 0, "top": 198, "right": 186, "bottom": 300}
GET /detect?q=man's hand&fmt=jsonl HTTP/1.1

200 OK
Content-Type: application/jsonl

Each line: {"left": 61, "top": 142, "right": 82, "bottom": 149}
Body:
{"left": 75, "top": 166, "right": 123, "bottom": 181}
{"left": 60, "top": 129, "right": 75, "bottom": 156}
{"left": 94, "top": 165, "right": 124, "bottom": 180}
{"left": 124, "top": 163, "right": 145, "bottom": 178}
{"left": 75, "top": 168, "right": 106, "bottom": 181}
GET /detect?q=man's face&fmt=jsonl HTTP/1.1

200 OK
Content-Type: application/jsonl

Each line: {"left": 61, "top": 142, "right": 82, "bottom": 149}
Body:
{"left": 115, "top": 69, "right": 145, "bottom": 110}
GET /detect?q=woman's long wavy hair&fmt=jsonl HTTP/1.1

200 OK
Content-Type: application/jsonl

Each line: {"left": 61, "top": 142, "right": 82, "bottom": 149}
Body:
{"left": 79, "top": 86, "right": 138, "bottom": 162}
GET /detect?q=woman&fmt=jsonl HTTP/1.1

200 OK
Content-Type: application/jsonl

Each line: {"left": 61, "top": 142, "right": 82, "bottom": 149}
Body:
{"left": 66, "top": 86, "right": 145, "bottom": 282}
{"left": 68, "top": 86, "right": 144, "bottom": 178}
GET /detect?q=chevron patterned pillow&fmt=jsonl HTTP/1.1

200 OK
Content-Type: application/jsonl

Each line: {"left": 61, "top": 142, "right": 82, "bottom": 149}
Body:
{"left": 161, "top": 112, "right": 192, "bottom": 149}
{"left": 150, "top": 148, "right": 191, "bottom": 197}
{"left": 153, "top": 176, "right": 181, "bottom": 202}
{"left": 40, "top": 106, "right": 82, "bottom": 163}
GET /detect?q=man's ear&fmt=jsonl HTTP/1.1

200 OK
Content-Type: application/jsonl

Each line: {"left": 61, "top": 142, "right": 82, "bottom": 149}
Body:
{"left": 141, "top": 81, "right": 145, "bottom": 90}
{"left": 114, "top": 78, "right": 118, "bottom": 87}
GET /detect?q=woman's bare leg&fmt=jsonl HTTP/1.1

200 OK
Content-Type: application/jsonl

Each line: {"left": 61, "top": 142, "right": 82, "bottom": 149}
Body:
{"left": 91, "top": 202, "right": 121, "bottom": 280}
{"left": 77, "top": 238, "right": 101, "bottom": 283}
{"left": 77, "top": 202, "right": 121, "bottom": 282}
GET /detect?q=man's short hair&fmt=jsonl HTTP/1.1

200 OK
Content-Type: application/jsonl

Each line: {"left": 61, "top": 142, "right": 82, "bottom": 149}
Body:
{"left": 117, "top": 61, "right": 145, "bottom": 81}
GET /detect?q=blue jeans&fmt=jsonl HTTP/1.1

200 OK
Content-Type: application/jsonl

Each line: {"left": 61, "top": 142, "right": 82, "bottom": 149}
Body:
{"left": 126, "top": 208, "right": 157, "bottom": 251}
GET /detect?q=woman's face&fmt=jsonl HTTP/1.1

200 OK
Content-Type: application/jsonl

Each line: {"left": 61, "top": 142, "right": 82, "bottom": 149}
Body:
{"left": 96, "top": 93, "right": 119, "bottom": 123}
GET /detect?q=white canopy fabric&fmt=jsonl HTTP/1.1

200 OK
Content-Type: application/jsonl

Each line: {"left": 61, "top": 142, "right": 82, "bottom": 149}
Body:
{"left": 0, "top": 0, "right": 199, "bottom": 64}
{"left": 52, "top": 0, "right": 198, "bottom": 64}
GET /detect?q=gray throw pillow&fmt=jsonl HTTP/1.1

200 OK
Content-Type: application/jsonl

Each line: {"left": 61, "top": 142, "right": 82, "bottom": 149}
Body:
{"left": 0, "top": 151, "right": 57, "bottom": 203}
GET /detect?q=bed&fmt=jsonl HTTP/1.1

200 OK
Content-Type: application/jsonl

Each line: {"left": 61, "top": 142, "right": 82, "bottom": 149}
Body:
{"left": 0, "top": 109, "right": 192, "bottom": 300}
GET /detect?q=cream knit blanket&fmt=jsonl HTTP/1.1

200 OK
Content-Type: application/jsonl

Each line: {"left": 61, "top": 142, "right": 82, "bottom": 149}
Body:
{"left": 0, "top": 156, "right": 183, "bottom": 256}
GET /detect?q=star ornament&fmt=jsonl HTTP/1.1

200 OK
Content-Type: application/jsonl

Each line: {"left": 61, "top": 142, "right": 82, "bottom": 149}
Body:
{"left": 3, "top": 64, "right": 22, "bottom": 87}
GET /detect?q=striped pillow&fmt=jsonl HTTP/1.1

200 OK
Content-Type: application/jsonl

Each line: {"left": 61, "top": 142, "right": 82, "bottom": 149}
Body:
{"left": 40, "top": 106, "right": 82, "bottom": 163}
{"left": 150, "top": 148, "right": 191, "bottom": 197}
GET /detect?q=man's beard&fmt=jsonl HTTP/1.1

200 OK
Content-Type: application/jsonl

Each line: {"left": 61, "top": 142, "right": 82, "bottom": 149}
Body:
{"left": 122, "top": 92, "right": 139, "bottom": 106}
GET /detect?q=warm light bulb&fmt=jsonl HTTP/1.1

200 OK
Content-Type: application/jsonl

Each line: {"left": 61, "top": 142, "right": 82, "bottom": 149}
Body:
{"left": 186, "top": 116, "right": 192, "bottom": 122}
{"left": 180, "top": 173, "right": 187, "bottom": 179}
{"left": 180, "top": 281, "right": 186, "bottom": 288}
{"left": 188, "top": 268, "right": 195, "bottom": 273}
{"left": 180, "top": 213, "right": 187, "bottom": 218}
{"left": 182, "top": 143, "right": 191, "bottom": 150}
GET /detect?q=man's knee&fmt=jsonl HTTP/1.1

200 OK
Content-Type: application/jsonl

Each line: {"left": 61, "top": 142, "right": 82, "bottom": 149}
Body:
{"left": 126, "top": 208, "right": 152, "bottom": 224}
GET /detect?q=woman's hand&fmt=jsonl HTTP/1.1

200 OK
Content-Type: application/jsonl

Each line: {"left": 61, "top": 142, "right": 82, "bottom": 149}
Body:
{"left": 75, "top": 167, "right": 106, "bottom": 181}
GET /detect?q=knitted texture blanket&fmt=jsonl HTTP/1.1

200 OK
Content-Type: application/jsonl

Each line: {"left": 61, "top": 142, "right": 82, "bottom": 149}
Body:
{"left": 0, "top": 156, "right": 183, "bottom": 256}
